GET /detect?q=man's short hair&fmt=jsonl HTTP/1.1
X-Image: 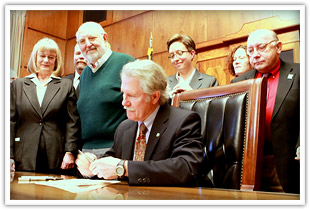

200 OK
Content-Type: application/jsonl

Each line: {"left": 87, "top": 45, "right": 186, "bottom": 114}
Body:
{"left": 121, "top": 60, "right": 168, "bottom": 105}
{"left": 76, "top": 21, "right": 106, "bottom": 41}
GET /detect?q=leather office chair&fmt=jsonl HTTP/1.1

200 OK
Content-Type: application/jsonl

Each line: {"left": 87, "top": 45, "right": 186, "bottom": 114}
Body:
{"left": 172, "top": 78, "right": 267, "bottom": 191}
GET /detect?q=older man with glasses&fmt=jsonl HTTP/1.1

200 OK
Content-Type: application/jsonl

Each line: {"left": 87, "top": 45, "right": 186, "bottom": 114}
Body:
{"left": 231, "top": 29, "right": 300, "bottom": 194}
{"left": 75, "top": 22, "right": 135, "bottom": 156}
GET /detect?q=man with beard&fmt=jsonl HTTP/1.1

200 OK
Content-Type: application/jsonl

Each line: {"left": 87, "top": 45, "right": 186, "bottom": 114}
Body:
{"left": 65, "top": 44, "right": 88, "bottom": 98}
{"left": 76, "top": 22, "right": 135, "bottom": 156}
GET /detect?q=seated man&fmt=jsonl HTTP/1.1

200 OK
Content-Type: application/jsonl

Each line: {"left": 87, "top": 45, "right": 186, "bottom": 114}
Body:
{"left": 76, "top": 59, "right": 204, "bottom": 186}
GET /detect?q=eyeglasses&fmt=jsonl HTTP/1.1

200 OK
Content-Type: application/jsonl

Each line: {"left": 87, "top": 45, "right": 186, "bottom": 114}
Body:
{"left": 168, "top": 50, "right": 189, "bottom": 60}
{"left": 247, "top": 40, "right": 277, "bottom": 56}
{"left": 77, "top": 36, "right": 98, "bottom": 46}
{"left": 37, "top": 54, "right": 56, "bottom": 61}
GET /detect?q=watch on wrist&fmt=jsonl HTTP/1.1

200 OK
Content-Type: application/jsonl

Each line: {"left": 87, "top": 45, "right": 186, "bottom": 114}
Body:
{"left": 115, "top": 160, "right": 125, "bottom": 178}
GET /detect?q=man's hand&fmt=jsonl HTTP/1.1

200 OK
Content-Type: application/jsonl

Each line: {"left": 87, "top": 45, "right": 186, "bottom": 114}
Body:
{"left": 10, "top": 159, "right": 15, "bottom": 172}
{"left": 61, "top": 152, "right": 76, "bottom": 170}
{"left": 89, "top": 157, "right": 121, "bottom": 179}
{"left": 169, "top": 82, "right": 193, "bottom": 96}
{"left": 76, "top": 152, "right": 97, "bottom": 177}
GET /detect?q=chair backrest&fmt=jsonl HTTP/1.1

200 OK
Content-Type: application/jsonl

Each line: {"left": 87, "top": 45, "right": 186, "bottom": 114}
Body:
{"left": 172, "top": 78, "right": 267, "bottom": 191}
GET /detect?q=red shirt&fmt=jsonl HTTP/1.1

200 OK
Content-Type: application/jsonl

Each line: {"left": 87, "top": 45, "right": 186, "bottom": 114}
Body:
{"left": 255, "top": 59, "right": 281, "bottom": 142}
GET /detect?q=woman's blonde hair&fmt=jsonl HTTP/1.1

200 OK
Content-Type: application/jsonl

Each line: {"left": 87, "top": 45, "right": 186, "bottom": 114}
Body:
{"left": 27, "top": 38, "right": 64, "bottom": 77}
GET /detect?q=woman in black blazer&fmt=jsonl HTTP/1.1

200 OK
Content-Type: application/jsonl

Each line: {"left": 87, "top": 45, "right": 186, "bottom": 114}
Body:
{"left": 10, "top": 38, "right": 81, "bottom": 173}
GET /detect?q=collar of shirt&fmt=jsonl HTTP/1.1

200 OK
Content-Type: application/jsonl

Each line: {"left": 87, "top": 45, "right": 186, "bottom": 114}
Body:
{"left": 73, "top": 70, "right": 80, "bottom": 81}
{"left": 175, "top": 68, "right": 196, "bottom": 86}
{"left": 88, "top": 48, "right": 112, "bottom": 73}
{"left": 26, "top": 73, "right": 60, "bottom": 87}
{"left": 73, "top": 70, "right": 80, "bottom": 89}
{"left": 26, "top": 73, "right": 60, "bottom": 106}
{"left": 137, "top": 105, "right": 160, "bottom": 144}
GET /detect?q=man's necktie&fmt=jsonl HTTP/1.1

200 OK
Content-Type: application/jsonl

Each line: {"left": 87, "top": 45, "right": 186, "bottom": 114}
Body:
{"left": 134, "top": 123, "right": 148, "bottom": 161}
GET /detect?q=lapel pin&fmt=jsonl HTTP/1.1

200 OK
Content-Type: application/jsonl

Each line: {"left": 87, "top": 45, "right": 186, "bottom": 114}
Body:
{"left": 156, "top": 133, "right": 160, "bottom": 138}
{"left": 287, "top": 74, "right": 294, "bottom": 80}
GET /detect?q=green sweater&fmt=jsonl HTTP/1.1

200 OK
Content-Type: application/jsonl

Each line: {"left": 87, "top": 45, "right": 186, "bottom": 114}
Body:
{"left": 77, "top": 51, "right": 135, "bottom": 149}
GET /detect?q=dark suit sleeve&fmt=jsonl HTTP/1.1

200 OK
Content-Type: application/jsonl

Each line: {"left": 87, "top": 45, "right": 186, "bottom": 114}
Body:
{"left": 10, "top": 80, "right": 18, "bottom": 159}
{"left": 64, "top": 80, "right": 81, "bottom": 154}
{"left": 127, "top": 112, "right": 204, "bottom": 186}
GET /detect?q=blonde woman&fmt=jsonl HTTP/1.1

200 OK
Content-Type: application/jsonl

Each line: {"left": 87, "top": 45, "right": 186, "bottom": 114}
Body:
{"left": 10, "top": 38, "right": 81, "bottom": 174}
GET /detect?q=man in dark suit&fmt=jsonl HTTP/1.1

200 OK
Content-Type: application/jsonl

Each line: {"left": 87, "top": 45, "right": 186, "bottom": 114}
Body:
{"left": 76, "top": 59, "right": 204, "bottom": 186}
{"left": 65, "top": 44, "right": 88, "bottom": 98}
{"left": 166, "top": 34, "right": 218, "bottom": 97}
{"left": 231, "top": 29, "right": 300, "bottom": 193}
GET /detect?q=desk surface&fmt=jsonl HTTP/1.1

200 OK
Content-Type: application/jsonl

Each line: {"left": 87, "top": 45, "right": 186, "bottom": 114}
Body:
{"left": 10, "top": 171, "right": 300, "bottom": 200}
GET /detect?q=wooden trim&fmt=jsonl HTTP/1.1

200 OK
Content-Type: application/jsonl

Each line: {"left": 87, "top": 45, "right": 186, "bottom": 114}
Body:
{"left": 196, "top": 16, "right": 300, "bottom": 53}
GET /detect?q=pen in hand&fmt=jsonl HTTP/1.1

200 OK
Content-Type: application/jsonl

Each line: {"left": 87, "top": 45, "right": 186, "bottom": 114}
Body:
{"left": 78, "top": 150, "right": 96, "bottom": 163}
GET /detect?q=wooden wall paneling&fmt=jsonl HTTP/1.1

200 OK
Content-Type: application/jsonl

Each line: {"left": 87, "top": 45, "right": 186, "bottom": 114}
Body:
{"left": 152, "top": 52, "right": 177, "bottom": 77}
{"left": 272, "top": 10, "right": 300, "bottom": 21}
{"left": 20, "top": 29, "right": 66, "bottom": 78}
{"left": 26, "top": 10, "right": 68, "bottom": 39}
{"left": 112, "top": 10, "right": 149, "bottom": 23}
{"left": 66, "top": 10, "right": 83, "bottom": 39}
{"left": 153, "top": 10, "right": 207, "bottom": 54}
{"left": 223, "top": 16, "right": 300, "bottom": 42}
{"left": 64, "top": 39, "right": 77, "bottom": 76}
{"left": 278, "top": 30, "right": 300, "bottom": 63}
{"left": 198, "top": 57, "right": 231, "bottom": 86}
{"left": 206, "top": 10, "right": 272, "bottom": 41}
{"left": 105, "top": 12, "right": 153, "bottom": 58}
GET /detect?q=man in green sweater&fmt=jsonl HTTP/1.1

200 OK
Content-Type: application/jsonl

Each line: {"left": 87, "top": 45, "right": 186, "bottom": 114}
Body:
{"left": 76, "top": 21, "right": 135, "bottom": 156}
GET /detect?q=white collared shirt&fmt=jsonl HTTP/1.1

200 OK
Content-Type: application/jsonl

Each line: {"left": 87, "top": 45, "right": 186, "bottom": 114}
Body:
{"left": 133, "top": 105, "right": 160, "bottom": 160}
{"left": 175, "top": 68, "right": 196, "bottom": 86}
{"left": 73, "top": 70, "right": 80, "bottom": 89}
{"left": 89, "top": 48, "right": 113, "bottom": 73}
{"left": 136, "top": 105, "right": 160, "bottom": 144}
{"left": 26, "top": 73, "right": 60, "bottom": 107}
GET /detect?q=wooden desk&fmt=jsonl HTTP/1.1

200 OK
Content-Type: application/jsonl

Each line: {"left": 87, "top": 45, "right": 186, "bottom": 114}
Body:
{"left": 10, "top": 171, "right": 300, "bottom": 200}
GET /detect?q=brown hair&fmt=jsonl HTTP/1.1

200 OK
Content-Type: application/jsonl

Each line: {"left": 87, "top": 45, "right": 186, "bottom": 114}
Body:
{"left": 166, "top": 34, "right": 196, "bottom": 52}
{"left": 227, "top": 45, "right": 248, "bottom": 76}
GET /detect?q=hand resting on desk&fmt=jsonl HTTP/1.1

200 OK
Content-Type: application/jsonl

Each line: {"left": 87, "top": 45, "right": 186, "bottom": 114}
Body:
{"left": 90, "top": 157, "right": 121, "bottom": 179}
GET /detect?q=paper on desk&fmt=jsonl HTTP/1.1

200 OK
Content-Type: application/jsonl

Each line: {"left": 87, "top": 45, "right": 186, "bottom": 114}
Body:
{"left": 34, "top": 179, "right": 120, "bottom": 193}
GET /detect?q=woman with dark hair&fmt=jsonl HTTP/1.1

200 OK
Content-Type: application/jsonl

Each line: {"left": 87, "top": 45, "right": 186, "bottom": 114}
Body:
{"left": 228, "top": 45, "right": 252, "bottom": 77}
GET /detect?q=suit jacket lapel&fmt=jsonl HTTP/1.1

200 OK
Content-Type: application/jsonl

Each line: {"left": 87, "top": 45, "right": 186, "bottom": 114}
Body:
{"left": 168, "top": 75, "right": 178, "bottom": 90}
{"left": 244, "top": 69, "right": 257, "bottom": 80}
{"left": 272, "top": 61, "right": 294, "bottom": 120}
{"left": 23, "top": 78, "right": 42, "bottom": 117}
{"left": 144, "top": 105, "right": 169, "bottom": 160}
{"left": 122, "top": 122, "right": 138, "bottom": 160}
{"left": 40, "top": 78, "right": 61, "bottom": 115}
{"left": 189, "top": 69, "right": 202, "bottom": 89}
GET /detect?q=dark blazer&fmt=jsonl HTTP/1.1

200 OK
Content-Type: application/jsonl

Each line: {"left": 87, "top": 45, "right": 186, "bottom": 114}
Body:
{"left": 168, "top": 69, "right": 218, "bottom": 92}
{"left": 231, "top": 60, "right": 300, "bottom": 193}
{"left": 65, "top": 72, "right": 80, "bottom": 98}
{"left": 10, "top": 76, "right": 81, "bottom": 171}
{"left": 104, "top": 104, "right": 204, "bottom": 186}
